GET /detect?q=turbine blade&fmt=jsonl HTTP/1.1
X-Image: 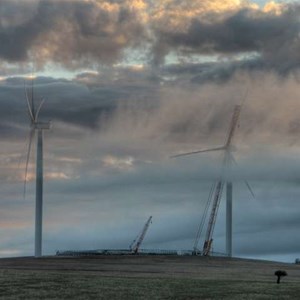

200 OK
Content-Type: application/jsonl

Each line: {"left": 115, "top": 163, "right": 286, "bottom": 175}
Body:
{"left": 244, "top": 180, "right": 255, "bottom": 199}
{"left": 229, "top": 153, "right": 255, "bottom": 199}
{"left": 224, "top": 105, "right": 241, "bottom": 148}
{"left": 24, "top": 83, "right": 35, "bottom": 122}
{"left": 31, "top": 76, "right": 35, "bottom": 117}
{"left": 228, "top": 152, "right": 236, "bottom": 164}
{"left": 35, "top": 98, "right": 45, "bottom": 121}
{"left": 170, "top": 146, "right": 225, "bottom": 158}
{"left": 23, "top": 129, "right": 35, "bottom": 199}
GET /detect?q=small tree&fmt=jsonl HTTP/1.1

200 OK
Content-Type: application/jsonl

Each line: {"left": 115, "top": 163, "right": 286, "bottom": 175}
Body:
{"left": 274, "top": 270, "right": 287, "bottom": 284}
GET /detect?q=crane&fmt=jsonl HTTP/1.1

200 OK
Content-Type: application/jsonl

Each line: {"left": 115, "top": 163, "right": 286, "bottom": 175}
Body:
{"left": 173, "top": 105, "right": 254, "bottom": 256}
{"left": 202, "top": 180, "right": 225, "bottom": 255}
{"left": 130, "top": 216, "right": 152, "bottom": 254}
{"left": 201, "top": 105, "right": 241, "bottom": 256}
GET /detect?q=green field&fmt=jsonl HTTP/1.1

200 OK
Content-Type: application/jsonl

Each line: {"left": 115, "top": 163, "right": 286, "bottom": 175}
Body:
{"left": 0, "top": 255, "right": 299, "bottom": 299}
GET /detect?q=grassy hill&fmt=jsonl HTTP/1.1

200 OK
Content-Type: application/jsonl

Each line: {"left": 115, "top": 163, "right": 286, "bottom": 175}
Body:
{"left": 0, "top": 255, "right": 299, "bottom": 299}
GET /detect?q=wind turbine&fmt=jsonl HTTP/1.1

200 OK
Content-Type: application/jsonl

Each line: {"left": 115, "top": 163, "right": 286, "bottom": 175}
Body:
{"left": 24, "top": 81, "right": 51, "bottom": 258}
{"left": 172, "top": 105, "right": 254, "bottom": 257}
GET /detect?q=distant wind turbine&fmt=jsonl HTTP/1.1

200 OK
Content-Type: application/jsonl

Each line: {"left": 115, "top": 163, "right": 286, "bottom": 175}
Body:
{"left": 24, "top": 81, "right": 51, "bottom": 258}
{"left": 172, "top": 105, "right": 254, "bottom": 257}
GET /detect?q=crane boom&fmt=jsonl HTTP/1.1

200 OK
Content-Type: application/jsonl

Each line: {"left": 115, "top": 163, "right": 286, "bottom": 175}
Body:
{"left": 201, "top": 106, "right": 241, "bottom": 256}
{"left": 131, "top": 216, "right": 152, "bottom": 254}
{"left": 171, "top": 104, "right": 243, "bottom": 257}
{"left": 202, "top": 180, "right": 225, "bottom": 256}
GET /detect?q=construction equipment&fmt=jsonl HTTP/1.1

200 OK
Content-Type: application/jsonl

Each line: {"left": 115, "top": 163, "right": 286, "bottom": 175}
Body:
{"left": 201, "top": 106, "right": 241, "bottom": 256}
{"left": 202, "top": 180, "right": 225, "bottom": 256}
{"left": 130, "top": 216, "right": 152, "bottom": 254}
{"left": 172, "top": 105, "right": 254, "bottom": 257}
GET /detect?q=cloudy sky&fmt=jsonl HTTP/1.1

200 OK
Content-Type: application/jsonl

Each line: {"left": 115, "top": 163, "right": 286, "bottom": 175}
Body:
{"left": 1, "top": 0, "right": 300, "bottom": 263}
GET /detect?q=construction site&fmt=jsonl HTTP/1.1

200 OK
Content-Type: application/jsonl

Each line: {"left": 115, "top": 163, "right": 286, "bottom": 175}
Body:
{"left": 56, "top": 105, "right": 251, "bottom": 258}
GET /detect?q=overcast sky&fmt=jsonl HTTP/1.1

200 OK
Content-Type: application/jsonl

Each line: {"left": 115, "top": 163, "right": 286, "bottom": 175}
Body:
{"left": 1, "top": 0, "right": 300, "bottom": 263}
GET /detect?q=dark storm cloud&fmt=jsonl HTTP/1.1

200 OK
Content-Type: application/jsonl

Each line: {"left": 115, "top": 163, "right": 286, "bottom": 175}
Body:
{"left": 0, "top": 0, "right": 145, "bottom": 66}
{"left": 153, "top": 5, "right": 300, "bottom": 74}
{"left": 43, "top": 74, "right": 158, "bottom": 130}
{"left": 0, "top": 69, "right": 160, "bottom": 139}
{"left": 0, "top": 0, "right": 300, "bottom": 77}
{"left": 160, "top": 58, "right": 267, "bottom": 84}
{"left": 2, "top": 67, "right": 300, "bottom": 150}
{"left": 0, "top": 81, "right": 117, "bottom": 138}
{"left": 157, "top": 9, "right": 292, "bottom": 54}
{"left": 0, "top": 0, "right": 41, "bottom": 61}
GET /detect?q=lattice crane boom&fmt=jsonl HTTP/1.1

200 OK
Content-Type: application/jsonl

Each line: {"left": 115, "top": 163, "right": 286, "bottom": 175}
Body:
{"left": 202, "top": 180, "right": 225, "bottom": 256}
{"left": 201, "top": 106, "right": 241, "bottom": 256}
{"left": 130, "top": 216, "right": 152, "bottom": 254}
{"left": 171, "top": 104, "right": 251, "bottom": 257}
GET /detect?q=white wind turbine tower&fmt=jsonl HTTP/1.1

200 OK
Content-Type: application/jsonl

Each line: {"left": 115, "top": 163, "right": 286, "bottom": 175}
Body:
{"left": 24, "top": 82, "right": 51, "bottom": 258}
{"left": 172, "top": 105, "right": 254, "bottom": 257}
